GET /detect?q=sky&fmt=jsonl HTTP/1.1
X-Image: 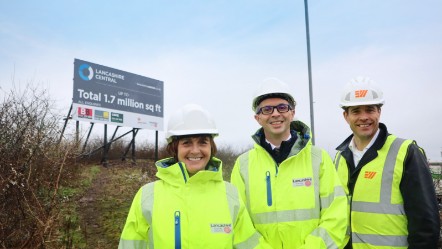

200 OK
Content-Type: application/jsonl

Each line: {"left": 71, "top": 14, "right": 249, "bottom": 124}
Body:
{"left": 1, "top": 1, "right": 441, "bottom": 162}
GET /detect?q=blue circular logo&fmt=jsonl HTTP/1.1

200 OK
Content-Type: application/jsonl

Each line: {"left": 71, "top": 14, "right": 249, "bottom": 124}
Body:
{"left": 79, "top": 64, "right": 94, "bottom": 81}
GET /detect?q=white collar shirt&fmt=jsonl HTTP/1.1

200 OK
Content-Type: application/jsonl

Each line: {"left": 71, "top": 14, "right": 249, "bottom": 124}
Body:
{"left": 349, "top": 128, "right": 380, "bottom": 167}
{"left": 266, "top": 134, "right": 292, "bottom": 150}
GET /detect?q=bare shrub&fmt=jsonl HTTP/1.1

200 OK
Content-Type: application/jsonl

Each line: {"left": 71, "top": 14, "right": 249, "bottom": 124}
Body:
{"left": 0, "top": 84, "right": 77, "bottom": 248}
{"left": 216, "top": 144, "right": 251, "bottom": 181}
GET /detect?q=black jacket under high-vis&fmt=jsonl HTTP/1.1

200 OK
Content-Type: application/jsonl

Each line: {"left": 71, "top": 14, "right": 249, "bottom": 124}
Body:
{"left": 335, "top": 123, "right": 440, "bottom": 249}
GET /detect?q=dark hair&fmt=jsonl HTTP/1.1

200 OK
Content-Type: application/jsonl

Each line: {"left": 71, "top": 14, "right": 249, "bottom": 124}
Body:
{"left": 254, "top": 93, "right": 296, "bottom": 112}
{"left": 166, "top": 134, "right": 217, "bottom": 162}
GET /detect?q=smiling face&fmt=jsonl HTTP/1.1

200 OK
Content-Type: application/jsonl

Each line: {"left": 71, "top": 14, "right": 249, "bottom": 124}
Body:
{"left": 254, "top": 97, "right": 295, "bottom": 145}
{"left": 343, "top": 105, "right": 381, "bottom": 148}
{"left": 177, "top": 135, "right": 212, "bottom": 176}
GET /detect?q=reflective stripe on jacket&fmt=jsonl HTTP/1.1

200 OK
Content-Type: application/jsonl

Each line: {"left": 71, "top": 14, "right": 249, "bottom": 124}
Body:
{"left": 231, "top": 121, "right": 348, "bottom": 249}
{"left": 335, "top": 136, "right": 410, "bottom": 248}
{"left": 119, "top": 157, "right": 270, "bottom": 249}
{"left": 334, "top": 123, "right": 440, "bottom": 249}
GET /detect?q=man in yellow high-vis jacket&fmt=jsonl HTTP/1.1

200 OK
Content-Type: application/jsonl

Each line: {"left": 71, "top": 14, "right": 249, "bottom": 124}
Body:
{"left": 334, "top": 76, "right": 440, "bottom": 249}
{"left": 231, "top": 78, "right": 348, "bottom": 249}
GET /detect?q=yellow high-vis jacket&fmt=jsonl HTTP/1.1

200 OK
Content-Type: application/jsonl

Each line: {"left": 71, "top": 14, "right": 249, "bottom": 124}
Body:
{"left": 335, "top": 136, "right": 410, "bottom": 248}
{"left": 231, "top": 121, "right": 348, "bottom": 249}
{"left": 119, "top": 157, "right": 272, "bottom": 249}
{"left": 334, "top": 123, "right": 440, "bottom": 249}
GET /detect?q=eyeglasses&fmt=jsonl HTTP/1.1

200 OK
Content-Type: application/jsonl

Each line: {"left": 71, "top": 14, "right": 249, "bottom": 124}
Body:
{"left": 256, "top": 104, "right": 292, "bottom": 115}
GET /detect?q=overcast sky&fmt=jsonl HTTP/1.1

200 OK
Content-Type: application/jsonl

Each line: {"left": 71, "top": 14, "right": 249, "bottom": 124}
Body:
{"left": 1, "top": 1, "right": 441, "bottom": 162}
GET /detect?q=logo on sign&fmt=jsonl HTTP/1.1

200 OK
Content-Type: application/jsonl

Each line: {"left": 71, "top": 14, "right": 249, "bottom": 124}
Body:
{"left": 95, "top": 110, "right": 109, "bottom": 121}
{"left": 111, "top": 112, "right": 124, "bottom": 123}
{"left": 79, "top": 64, "right": 94, "bottom": 81}
{"left": 77, "top": 107, "right": 93, "bottom": 119}
{"left": 149, "top": 121, "right": 158, "bottom": 128}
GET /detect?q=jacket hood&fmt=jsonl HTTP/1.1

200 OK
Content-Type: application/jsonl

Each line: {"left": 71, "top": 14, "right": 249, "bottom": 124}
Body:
{"left": 154, "top": 157, "right": 223, "bottom": 186}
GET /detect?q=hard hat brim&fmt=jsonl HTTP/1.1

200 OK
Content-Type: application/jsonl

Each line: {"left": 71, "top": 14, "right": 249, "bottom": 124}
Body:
{"left": 253, "top": 93, "right": 296, "bottom": 111}
{"left": 166, "top": 129, "right": 219, "bottom": 143}
{"left": 340, "top": 101, "right": 385, "bottom": 108}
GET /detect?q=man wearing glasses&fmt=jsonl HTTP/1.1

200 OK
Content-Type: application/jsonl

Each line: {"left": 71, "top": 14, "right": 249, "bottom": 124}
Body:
{"left": 230, "top": 78, "right": 348, "bottom": 249}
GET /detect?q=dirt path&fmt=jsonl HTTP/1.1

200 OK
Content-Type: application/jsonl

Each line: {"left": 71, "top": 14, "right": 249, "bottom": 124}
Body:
{"left": 77, "top": 161, "right": 156, "bottom": 248}
{"left": 78, "top": 166, "right": 112, "bottom": 247}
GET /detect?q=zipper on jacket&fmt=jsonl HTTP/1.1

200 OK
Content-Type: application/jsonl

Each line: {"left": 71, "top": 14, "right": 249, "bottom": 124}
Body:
{"left": 348, "top": 194, "right": 353, "bottom": 239}
{"left": 178, "top": 162, "right": 187, "bottom": 183}
{"left": 174, "top": 211, "right": 181, "bottom": 249}
{"left": 266, "top": 171, "right": 273, "bottom": 206}
{"left": 274, "top": 163, "right": 279, "bottom": 176}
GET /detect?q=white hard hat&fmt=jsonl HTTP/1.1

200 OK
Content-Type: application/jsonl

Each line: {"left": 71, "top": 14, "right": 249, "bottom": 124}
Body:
{"left": 340, "top": 76, "right": 385, "bottom": 108}
{"left": 252, "top": 78, "right": 296, "bottom": 112}
{"left": 165, "top": 104, "right": 218, "bottom": 143}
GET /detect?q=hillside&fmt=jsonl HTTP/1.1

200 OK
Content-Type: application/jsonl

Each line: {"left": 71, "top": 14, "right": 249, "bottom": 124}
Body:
{"left": 63, "top": 160, "right": 157, "bottom": 248}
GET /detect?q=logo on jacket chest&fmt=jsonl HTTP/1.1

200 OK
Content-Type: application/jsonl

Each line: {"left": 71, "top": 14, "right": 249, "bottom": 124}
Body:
{"left": 364, "top": 171, "right": 377, "bottom": 179}
{"left": 292, "top": 177, "right": 312, "bottom": 187}
{"left": 210, "top": 223, "right": 232, "bottom": 234}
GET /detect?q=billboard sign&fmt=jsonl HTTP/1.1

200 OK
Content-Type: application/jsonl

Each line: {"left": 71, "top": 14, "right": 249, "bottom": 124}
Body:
{"left": 72, "top": 59, "right": 164, "bottom": 130}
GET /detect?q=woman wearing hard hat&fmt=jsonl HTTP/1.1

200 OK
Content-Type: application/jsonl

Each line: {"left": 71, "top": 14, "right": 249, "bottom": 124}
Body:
{"left": 118, "top": 104, "right": 272, "bottom": 249}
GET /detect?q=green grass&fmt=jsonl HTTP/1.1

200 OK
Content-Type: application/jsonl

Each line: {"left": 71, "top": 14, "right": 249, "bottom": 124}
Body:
{"left": 55, "top": 165, "right": 104, "bottom": 248}
{"left": 79, "top": 165, "right": 101, "bottom": 187}
{"left": 52, "top": 162, "right": 151, "bottom": 248}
